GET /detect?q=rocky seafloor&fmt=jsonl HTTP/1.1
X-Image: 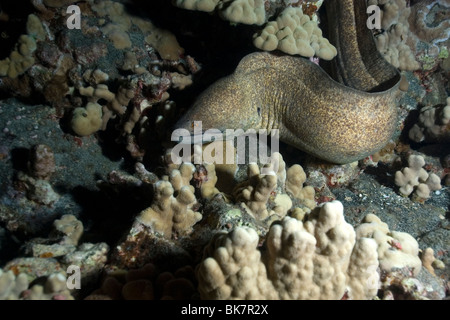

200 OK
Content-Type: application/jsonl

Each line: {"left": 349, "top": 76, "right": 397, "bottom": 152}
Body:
{"left": 0, "top": 0, "right": 449, "bottom": 300}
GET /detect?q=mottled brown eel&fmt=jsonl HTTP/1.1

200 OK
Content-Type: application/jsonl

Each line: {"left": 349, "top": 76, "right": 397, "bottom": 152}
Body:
{"left": 175, "top": 0, "right": 401, "bottom": 164}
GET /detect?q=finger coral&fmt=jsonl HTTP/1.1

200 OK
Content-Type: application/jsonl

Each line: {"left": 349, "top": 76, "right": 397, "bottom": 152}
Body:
{"left": 233, "top": 163, "right": 278, "bottom": 220}
{"left": 285, "top": 164, "right": 316, "bottom": 209}
{"left": 0, "top": 269, "right": 28, "bottom": 300}
{"left": 368, "top": 0, "right": 420, "bottom": 71}
{"left": 232, "top": 152, "right": 314, "bottom": 221}
{"left": 136, "top": 171, "right": 202, "bottom": 238}
{"left": 0, "top": 14, "right": 46, "bottom": 78}
{"left": 174, "top": 0, "right": 335, "bottom": 59}
{"left": 175, "top": 0, "right": 266, "bottom": 25}
{"left": 197, "top": 201, "right": 380, "bottom": 300}
{"left": 71, "top": 102, "right": 103, "bottom": 137}
{"left": 394, "top": 154, "right": 442, "bottom": 202}
{"left": 253, "top": 6, "right": 337, "bottom": 60}
{"left": 408, "top": 97, "right": 450, "bottom": 143}
{"left": 0, "top": 269, "right": 74, "bottom": 300}
{"left": 218, "top": 0, "right": 266, "bottom": 25}
{"left": 356, "top": 214, "right": 422, "bottom": 276}
{"left": 173, "top": 0, "right": 220, "bottom": 12}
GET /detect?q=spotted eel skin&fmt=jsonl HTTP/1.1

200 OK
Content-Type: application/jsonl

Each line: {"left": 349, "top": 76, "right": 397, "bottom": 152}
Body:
{"left": 175, "top": 0, "right": 401, "bottom": 164}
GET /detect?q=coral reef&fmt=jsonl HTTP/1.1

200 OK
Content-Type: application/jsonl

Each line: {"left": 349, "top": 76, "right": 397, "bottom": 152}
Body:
{"left": 0, "top": 0, "right": 448, "bottom": 302}
{"left": 368, "top": 0, "right": 420, "bottom": 71}
{"left": 1, "top": 214, "right": 108, "bottom": 299}
{"left": 196, "top": 201, "right": 379, "bottom": 300}
{"left": 175, "top": 0, "right": 333, "bottom": 59}
{"left": 0, "top": 14, "right": 46, "bottom": 78}
{"left": 70, "top": 102, "right": 103, "bottom": 137}
{"left": 394, "top": 154, "right": 442, "bottom": 202}
{"left": 253, "top": 6, "right": 337, "bottom": 60}
{"left": 421, "top": 247, "right": 445, "bottom": 277}
{"left": 369, "top": 0, "right": 450, "bottom": 72}
{"left": 408, "top": 1, "right": 450, "bottom": 45}
{"left": 356, "top": 214, "right": 422, "bottom": 276}
{"left": 0, "top": 268, "right": 74, "bottom": 300}
{"left": 409, "top": 97, "right": 450, "bottom": 143}
{"left": 0, "top": 0, "right": 199, "bottom": 162}
{"left": 136, "top": 180, "right": 201, "bottom": 238}
{"left": 232, "top": 152, "right": 315, "bottom": 221}
{"left": 174, "top": 0, "right": 266, "bottom": 25}
{"left": 233, "top": 163, "right": 282, "bottom": 220}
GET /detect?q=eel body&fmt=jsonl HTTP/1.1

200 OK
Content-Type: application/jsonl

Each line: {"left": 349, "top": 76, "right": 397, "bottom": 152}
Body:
{"left": 174, "top": 0, "right": 401, "bottom": 164}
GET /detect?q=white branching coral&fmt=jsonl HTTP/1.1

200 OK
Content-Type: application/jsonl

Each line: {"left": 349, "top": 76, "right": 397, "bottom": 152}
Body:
{"left": 233, "top": 163, "right": 279, "bottom": 220}
{"left": 168, "top": 162, "right": 196, "bottom": 193}
{"left": 0, "top": 14, "right": 46, "bottom": 78}
{"left": 71, "top": 102, "right": 103, "bottom": 137}
{"left": 75, "top": 71, "right": 136, "bottom": 136}
{"left": 173, "top": 0, "right": 221, "bottom": 12}
{"left": 232, "top": 152, "right": 314, "bottom": 221}
{"left": 253, "top": 6, "right": 337, "bottom": 60}
{"left": 374, "top": 24, "right": 420, "bottom": 71}
{"left": 356, "top": 214, "right": 422, "bottom": 276}
{"left": 173, "top": 1, "right": 334, "bottom": 59}
{"left": 368, "top": 0, "right": 420, "bottom": 71}
{"left": 218, "top": 0, "right": 266, "bottom": 25}
{"left": 197, "top": 226, "right": 277, "bottom": 299}
{"left": 53, "top": 214, "right": 84, "bottom": 246}
{"left": 0, "top": 269, "right": 29, "bottom": 300}
{"left": 197, "top": 201, "right": 380, "bottom": 300}
{"left": 175, "top": 0, "right": 266, "bottom": 25}
{"left": 198, "top": 163, "right": 221, "bottom": 200}
{"left": 409, "top": 97, "right": 450, "bottom": 143}
{"left": 134, "top": 162, "right": 202, "bottom": 238}
{"left": 285, "top": 164, "right": 316, "bottom": 209}
{"left": 394, "top": 155, "right": 442, "bottom": 202}
{"left": 136, "top": 180, "right": 201, "bottom": 238}
{"left": 0, "top": 269, "right": 74, "bottom": 300}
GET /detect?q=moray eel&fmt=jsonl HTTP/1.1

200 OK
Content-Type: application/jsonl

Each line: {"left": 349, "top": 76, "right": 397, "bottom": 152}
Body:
{"left": 174, "top": 0, "right": 401, "bottom": 164}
